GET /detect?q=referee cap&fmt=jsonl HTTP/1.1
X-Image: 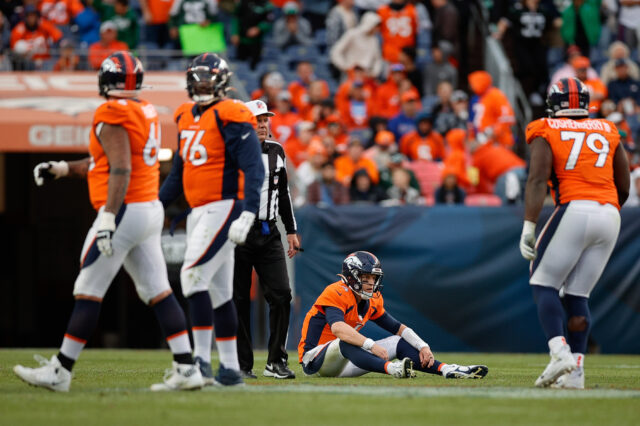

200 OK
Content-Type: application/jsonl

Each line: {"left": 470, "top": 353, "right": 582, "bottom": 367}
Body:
{"left": 245, "top": 100, "right": 275, "bottom": 117}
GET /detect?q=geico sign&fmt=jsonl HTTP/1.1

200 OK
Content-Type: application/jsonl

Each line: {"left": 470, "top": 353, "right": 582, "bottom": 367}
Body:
{"left": 29, "top": 125, "right": 91, "bottom": 147}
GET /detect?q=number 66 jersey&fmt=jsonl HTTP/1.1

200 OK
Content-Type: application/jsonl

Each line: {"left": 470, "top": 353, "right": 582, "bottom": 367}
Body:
{"left": 526, "top": 117, "right": 621, "bottom": 209}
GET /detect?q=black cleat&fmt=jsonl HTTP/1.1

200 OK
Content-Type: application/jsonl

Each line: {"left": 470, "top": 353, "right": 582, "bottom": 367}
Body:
{"left": 263, "top": 361, "right": 296, "bottom": 379}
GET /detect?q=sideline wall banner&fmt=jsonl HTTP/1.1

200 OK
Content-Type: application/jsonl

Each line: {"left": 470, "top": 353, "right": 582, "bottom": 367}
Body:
{"left": 0, "top": 73, "right": 188, "bottom": 152}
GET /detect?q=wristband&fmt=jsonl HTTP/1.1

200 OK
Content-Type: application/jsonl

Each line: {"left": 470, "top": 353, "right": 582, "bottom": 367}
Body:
{"left": 99, "top": 211, "right": 116, "bottom": 231}
{"left": 401, "top": 327, "right": 429, "bottom": 351}
{"left": 51, "top": 161, "right": 69, "bottom": 178}
{"left": 362, "top": 338, "right": 375, "bottom": 351}
{"left": 523, "top": 220, "right": 536, "bottom": 235}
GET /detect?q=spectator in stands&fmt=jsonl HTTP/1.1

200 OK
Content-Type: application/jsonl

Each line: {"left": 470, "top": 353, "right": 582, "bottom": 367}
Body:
{"left": 53, "top": 38, "right": 79, "bottom": 70}
{"left": 0, "top": 0, "right": 20, "bottom": 28}
{"left": 295, "top": 139, "right": 329, "bottom": 207}
{"left": 325, "top": 0, "right": 357, "bottom": 52}
{"left": 252, "top": 71, "right": 285, "bottom": 110}
{"left": 560, "top": 0, "right": 600, "bottom": 58}
{"left": 335, "top": 65, "right": 376, "bottom": 117}
{"left": 607, "top": 59, "right": 640, "bottom": 106}
{"left": 270, "top": 91, "right": 300, "bottom": 145}
{"left": 434, "top": 167, "right": 466, "bottom": 204}
{"left": 374, "top": 63, "right": 409, "bottom": 119}
{"left": 74, "top": 0, "right": 101, "bottom": 46}
{"left": 470, "top": 135, "right": 526, "bottom": 204}
{"left": 365, "top": 130, "right": 397, "bottom": 171}
{"left": 169, "top": 0, "right": 217, "bottom": 49}
{"left": 493, "top": 0, "right": 559, "bottom": 106}
{"left": 300, "top": 0, "right": 331, "bottom": 32}
{"left": 388, "top": 90, "right": 421, "bottom": 142}
{"left": 431, "top": 0, "right": 459, "bottom": 59}
{"left": 377, "top": 0, "right": 418, "bottom": 63}
{"left": 434, "top": 87, "right": 469, "bottom": 135}
{"left": 10, "top": 5, "right": 62, "bottom": 70}
{"left": 384, "top": 167, "right": 422, "bottom": 205}
{"left": 400, "top": 111, "right": 446, "bottom": 162}
{"left": 600, "top": 41, "right": 640, "bottom": 86}
{"left": 398, "top": 46, "right": 423, "bottom": 98}
{"left": 349, "top": 168, "right": 387, "bottom": 204}
{"left": 549, "top": 45, "right": 599, "bottom": 88}
{"left": 88, "top": 21, "right": 128, "bottom": 70}
{"left": 0, "top": 10, "right": 10, "bottom": 70}
{"left": 618, "top": 0, "right": 640, "bottom": 52}
{"left": 573, "top": 56, "right": 607, "bottom": 114}
{"left": 442, "top": 128, "right": 470, "bottom": 189}
{"left": 273, "top": 1, "right": 313, "bottom": 50}
{"left": 285, "top": 120, "right": 316, "bottom": 168}
{"left": 288, "top": 60, "right": 330, "bottom": 119}
{"left": 98, "top": 0, "right": 139, "bottom": 49}
{"left": 306, "top": 161, "right": 350, "bottom": 206}
{"left": 231, "top": 0, "right": 274, "bottom": 70}
{"left": 408, "top": 0, "right": 431, "bottom": 32}
{"left": 423, "top": 40, "right": 457, "bottom": 97}
{"left": 337, "top": 80, "right": 376, "bottom": 131}
{"left": 379, "top": 152, "right": 421, "bottom": 193}
{"left": 468, "top": 70, "right": 515, "bottom": 148}
{"left": 139, "top": 0, "right": 174, "bottom": 48}
{"left": 39, "top": 0, "right": 84, "bottom": 27}
{"left": 330, "top": 11, "right": 382, "bottom": 80}
{"left": 326, "top": 115, "right": 349, "bottom": 152}
{"left": 335, "top": 138, "right": 380, "bottom": 186}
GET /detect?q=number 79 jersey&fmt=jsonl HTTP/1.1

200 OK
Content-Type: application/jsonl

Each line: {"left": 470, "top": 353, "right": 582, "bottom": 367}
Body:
{"left": 526, "top": 117, "right": 621, "bottom": 209}
{"left": 88, "top": 98, "right": 160, "bottom": 211}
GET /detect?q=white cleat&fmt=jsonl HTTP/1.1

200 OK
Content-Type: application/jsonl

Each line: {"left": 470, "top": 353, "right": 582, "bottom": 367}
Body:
{"left": 535, "top": 346, "right": 577, "bottom": 388}
{"left": 387, "top": 357, "right": 415, "bottom": 378}
{"left": 441, "top": 364, "right": 489, "bottom": 379}
{"left": 551, "top": 367, "right": 584, "bottom": 389}
{"left": 150, "top": 362, "right": 204, "bottom": 391}
{"left": 13, "top": 355, "right": 72, "bottom": 392}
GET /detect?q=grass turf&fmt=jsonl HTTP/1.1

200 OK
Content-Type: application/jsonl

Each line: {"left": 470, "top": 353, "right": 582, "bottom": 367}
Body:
{"left": 1, "top": 349, "right": 639, "bottom": 426}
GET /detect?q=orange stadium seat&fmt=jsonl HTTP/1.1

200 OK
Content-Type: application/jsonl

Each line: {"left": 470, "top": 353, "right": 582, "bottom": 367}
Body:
{"left": 407, "top": 160, "right": 443, "bottom": 198}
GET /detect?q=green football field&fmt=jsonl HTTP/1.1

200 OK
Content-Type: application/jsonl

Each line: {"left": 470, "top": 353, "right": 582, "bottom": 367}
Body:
{"left": 1, "top": 349, "right": 639, "bottom": 426}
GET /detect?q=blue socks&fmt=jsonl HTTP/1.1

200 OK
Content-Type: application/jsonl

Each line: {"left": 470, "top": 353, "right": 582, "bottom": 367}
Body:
{"left": 153, "top": 293, "right": 193, "bottom": 364}
{"left": 564, "top": 294, "right": 591, "bottom": 354}
{"left": 213, "top": 300, "right": 238, "bottom": 339}
{"left": 531, "top": 285, "right": 565, "bottom": 340}
{"left": 396, "top": 338, "right": 443, "bottom": 375}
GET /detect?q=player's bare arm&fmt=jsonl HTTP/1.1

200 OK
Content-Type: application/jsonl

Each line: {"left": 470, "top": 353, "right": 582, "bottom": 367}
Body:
{"left": 99, "top": 123, "right": 131, "bottom": 215}
{"left": 524, "top": 136, "right": 553, "bottom": 222}
{"left": 612, "top": 144, "right": 630, "bottom": 206}
{"left": 67, "top": 157, "right": 92, "bottom": 178}
{"left": 33, "top": 157, "right": 92, "bottom": 185}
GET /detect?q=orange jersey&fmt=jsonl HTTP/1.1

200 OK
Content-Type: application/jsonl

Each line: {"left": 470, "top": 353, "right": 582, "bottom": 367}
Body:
{"left": 39, "top": 0, "right": 84, "bottom": 25}
{"left": 377, "top": 4, "right": 418, "bottom": 62}
{"left": 472, "top": 87, "right": 516, "bottom": 147}
{"left": 174, "top": 100, "right": 258, "bottom": 208}
{"left": 374, "top": 80, "right": 401, "bottom": 119}
{"left": 146, "top": 0, "right": 174, "bottom": 24}
{"left": 471, "top": 143, "right": 525, "bottom": 184}
{"left": 584, "top": 78, "right": 607, "bottom": 113}
{"left": 298, "top": 281, "right": 386, "bottom": 363}
{"left": 88, "top": 99, "right": 161, "bottom": 210}
{"left": 288, "top": 79, "right": 330, "bottom": 118}
{"left": 88, "top": 40, "right": 130, "bottom": 70}
{"left": 400, "top": 130, "right": 446, "bottom": 161}
{"left": 270, "top": 111, "right": 300, "bottom": 145}
{"left": 526, "top": 117, "right": 621, "bottom": 209}
{"left": 10, "top": 19, "right": 62, "bottom": 60}
{"left": 334, "top": 154, "right": 380, "bottom": 185}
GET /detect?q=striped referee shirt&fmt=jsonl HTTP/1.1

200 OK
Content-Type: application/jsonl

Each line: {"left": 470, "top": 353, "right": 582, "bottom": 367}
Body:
{"left": 258, "top": 139, "right": 297, "bottom": 234}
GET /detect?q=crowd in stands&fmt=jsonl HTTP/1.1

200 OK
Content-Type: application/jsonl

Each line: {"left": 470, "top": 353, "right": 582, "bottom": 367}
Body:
{"left": 0, "top": 0, "right": 639, "bottom": 206}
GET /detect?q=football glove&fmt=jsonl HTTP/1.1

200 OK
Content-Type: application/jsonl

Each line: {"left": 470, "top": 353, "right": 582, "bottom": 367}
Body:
{"left": 228, "top": 211, "right": 256, "bottom": 245}
{"left": 33, "top": 161, "right": 69, "bottom": 186}
{"left": 96, "top": 212, "right": 116, "bottom": 257}
{"left": 519, "top": 220, "right": 537, "bottom": 261}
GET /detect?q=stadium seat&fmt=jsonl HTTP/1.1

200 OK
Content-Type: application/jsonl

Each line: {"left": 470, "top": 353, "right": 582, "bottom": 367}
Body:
{"left": 407, "top": 160, "right": 443, "bottom": 198}
{"left": 464, "top": 194, "right": 502, "bottom": 207}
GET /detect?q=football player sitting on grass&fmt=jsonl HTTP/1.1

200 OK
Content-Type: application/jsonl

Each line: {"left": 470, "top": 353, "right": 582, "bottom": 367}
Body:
{"left": 298, "top": 251, "right": 489, "bottom": 379}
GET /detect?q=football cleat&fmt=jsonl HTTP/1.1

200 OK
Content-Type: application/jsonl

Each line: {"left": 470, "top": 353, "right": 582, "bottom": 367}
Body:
{"left": 150, "top": 362, "right": 204, "bottom": 391}
{"left": 13, "top": 354, "right": 72, "bottom": 392}
{"left": 551, "top": 362, "right": 585, "bottom": 389}
{"left": 535, "top": 346, "right": 577, "bottom": 388}
{"left": 263, "top": 361, "right": 296, "bottom": 379}
{"left": 387, "top": 357, "right": 415, "bottom": 379}
{"left": 213, "top": 365, "right": 245, "bottom": 387}
{"left": 240, "top": 369, "right": 258, "bottom": 379}
{"left": 195, "top": 356, "right": 215, "bottom": 386}
{"left": 441, "top": 364, "right": 489, "bottom": 379}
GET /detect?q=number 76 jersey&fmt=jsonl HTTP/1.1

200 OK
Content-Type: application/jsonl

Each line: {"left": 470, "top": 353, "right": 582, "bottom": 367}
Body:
{"left": 526, "top": 117, "right": 621, "bottom": 209}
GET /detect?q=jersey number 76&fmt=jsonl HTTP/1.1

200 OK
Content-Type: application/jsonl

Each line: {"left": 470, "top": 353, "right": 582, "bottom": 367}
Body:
{"left": 180, "top": 130, "right": 208, "bottom": 166}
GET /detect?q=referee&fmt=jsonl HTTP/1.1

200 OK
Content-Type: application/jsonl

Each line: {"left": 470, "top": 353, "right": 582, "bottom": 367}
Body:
{"left": 234, "top": 99, "right": 300, "bottom": 379}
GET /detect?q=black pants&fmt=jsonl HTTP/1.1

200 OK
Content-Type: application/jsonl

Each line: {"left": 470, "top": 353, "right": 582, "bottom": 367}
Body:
{"left": 233, "top": 221, "right": 292, "bottom": 371}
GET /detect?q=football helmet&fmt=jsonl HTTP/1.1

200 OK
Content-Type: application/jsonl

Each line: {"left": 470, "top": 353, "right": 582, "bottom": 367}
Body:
{"left": 338, "top": 251, "right": 383, "bottom": 300}
{"left": 546, "top": 77, "right": 590, "bottom": 118}
{"left": 98, "top": 51, "right": 144, "bottom": 98}
{"left": 186, "top": 53, "right": 232, "bottom": 105}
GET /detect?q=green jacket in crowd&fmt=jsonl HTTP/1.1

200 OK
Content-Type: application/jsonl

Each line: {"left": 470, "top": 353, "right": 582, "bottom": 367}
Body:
{"left": 169, "top": 0, "right": 218, "bottom": 30}
{"left": 560, "top": 0, "right": 601, "bottom": 48}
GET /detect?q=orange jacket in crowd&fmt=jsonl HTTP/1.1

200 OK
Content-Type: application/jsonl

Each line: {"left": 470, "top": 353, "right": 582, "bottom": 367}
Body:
{"left": 471, "top": 142, "right": 525, "bottom": 192}
{"left": 335, "top": 78, "right": 376, "bottom": 120}
{"left": 270, "top": 110, "right": 300, "bottom": 145}
{"left": 337, "top": 93, "right": 377, "bottom": 131}
{"left": 468, "top": 71, "right": 516, "bottom": 148}
{"left": 88, "top": 40, "right": 129, "bottom": 70}
{"left": 400, "top": 130, "right": 446, "bottom": 161}
{"left": 10, "top": 18, "right": 62, "bottom": 60}
{"left": 39, "top": 0, "right": 84, "bottom": 26}
{"left": 284, "top": 136, "right": 316, "bottom": 168}
{"left": 443, "top": 128, "right": 470, "bottom": 188}
{"left": 288, "top": 79, "right": 330, "bottom": 119}
{"left": 143, "top": 0, "right": 175, "bottom": 25}
{"left": 584, "top": 78, "right": 608, "bottom": 113}
{"left": 334, "top": 154, "right": 380, "bottom": 185}
{"left": 374, "top": 79, "right": 402, "bottom": 118}
{"left": 377, "top": 3, "right": 418, "bottom": 63}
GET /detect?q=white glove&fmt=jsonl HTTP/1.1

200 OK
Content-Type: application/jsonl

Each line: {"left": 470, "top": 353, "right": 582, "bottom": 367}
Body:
{"left": 519, "top": 220, "right": 537, "bottom": 261}
{"left": 228, "top": 211, "right": 256, "bottom": 245}
{"left": 33, "top": 161, "right": 69, "bottom": 186}
{"left": 96, "top": 212, "right": 116, "bottom": 257}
